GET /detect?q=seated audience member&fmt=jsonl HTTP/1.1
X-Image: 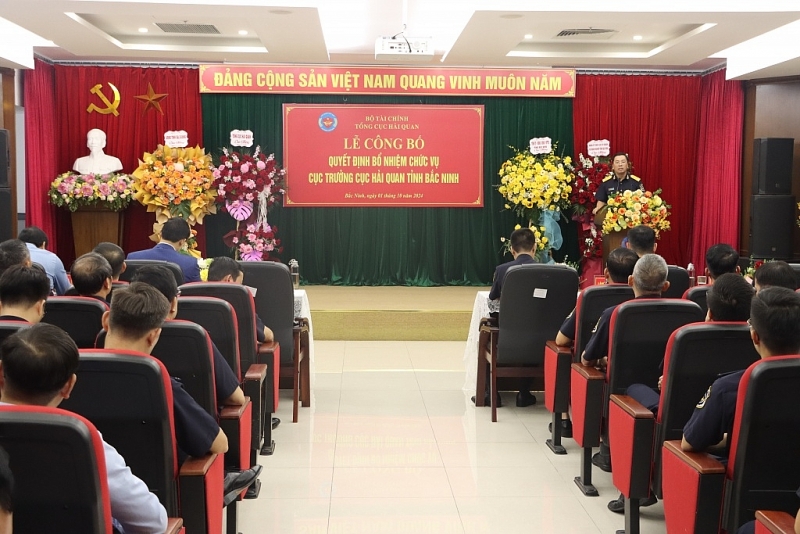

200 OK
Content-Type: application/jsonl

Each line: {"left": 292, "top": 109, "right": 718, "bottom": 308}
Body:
{"left": 127, "top": 218, "right": 200, "bottom": 283}
{"left": 102, "top": 283, "right": 260, "bottom": 503}
{"left": 626, "top": 225, "right": 657, "bottom": 257}
{"left": 131, "top": 264, "right": 246, "bottom": 407}
{"left": 0, "top": 323, "right": 168, "bottom": 533}
{"left": 555, "top": 247, "right": 638, "bottom": 347}
{"left": 206, "top": 257, "right": 275, "bottom": 343}
{"left": 705, "top": 243, "right": 740, "bottom": 282}
{"left": 92, "top": 242, "right": 126, "bottom": 282}
{"left": 481, "top": 228, "right": 538, "bottom": 407}
{"left": 0, "top": 265, "right": 50, "bottom": 323}
{"left": 0, "top": 240, "right": 30, "bottom": 278}
{"left": 610, "top": 273, "right": 757, "bottom": 513}
{"left": 70, "top": 252, "right": 113, "bottom": 303}
{"left": 18, "top": 226, "right": 70, "bottom": 296}
{"left": 754, "top": 261, "right": 798, "bottom": 292}
{"left": 681, "top": 287, "right": 800, "bottom": 457}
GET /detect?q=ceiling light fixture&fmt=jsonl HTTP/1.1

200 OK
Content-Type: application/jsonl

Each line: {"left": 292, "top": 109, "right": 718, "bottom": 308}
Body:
{"left": 138, "top": 27, "right": 148, "bottom": 33}
{"left": 524, "top": 34, "right": 533, "bottom": 40}
{"left": 633, "top": 35, "right": 643, "bottom": 41}
{"left": 238, "top": 30, "right": 248, "bottom": 35}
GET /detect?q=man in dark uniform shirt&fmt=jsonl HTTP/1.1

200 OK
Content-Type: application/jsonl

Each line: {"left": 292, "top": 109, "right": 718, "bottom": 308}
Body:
{"left": 681, "top": 287, "right": 800, "bottom": 456}
{"left": 592, "top": 152, "right": 644, "bottom": 216}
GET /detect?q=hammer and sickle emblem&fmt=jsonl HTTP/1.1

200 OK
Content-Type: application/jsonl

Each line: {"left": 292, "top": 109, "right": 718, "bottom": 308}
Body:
{"left": 86, "top": 83, "right": 121, "bottom": 116}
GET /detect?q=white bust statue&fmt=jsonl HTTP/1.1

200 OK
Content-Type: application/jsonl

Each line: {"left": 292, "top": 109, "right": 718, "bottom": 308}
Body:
{"left": 73, "top": 128, "right": 124, "bottom": 174}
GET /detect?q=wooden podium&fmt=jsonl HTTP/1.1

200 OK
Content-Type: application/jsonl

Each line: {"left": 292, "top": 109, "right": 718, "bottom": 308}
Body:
{"left": 596, "top": 206, "right": 628, "bottom": 267}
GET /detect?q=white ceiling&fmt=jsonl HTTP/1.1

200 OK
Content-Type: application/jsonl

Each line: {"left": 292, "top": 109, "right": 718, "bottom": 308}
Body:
{"left": 2, "top": 1, "right": 800, "bottom": 79}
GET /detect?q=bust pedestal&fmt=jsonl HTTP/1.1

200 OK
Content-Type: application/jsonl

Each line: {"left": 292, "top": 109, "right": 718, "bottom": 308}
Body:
{"left": 70, "top": 205, "right": 124, "bottom": 258}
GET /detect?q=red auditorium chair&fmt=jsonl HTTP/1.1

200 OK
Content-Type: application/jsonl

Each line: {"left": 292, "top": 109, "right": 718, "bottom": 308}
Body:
{"left": 0, "top": 405, "right": 184, "bottom": 534}
{"left": 663, "top": 265, "right": 691, "bottom": 299}
{"left": 120, "top": 259, "right": 184, "bottom": 286}
{"left": 754, "top": 510, "right": 796, "bottom": 533}
{"left": 662, "top": 356, "right": 800, "bottom": 533}
{"left": 477, "top": 264, "right": 578, "bottom": 422}
{"left": 543, "top": 284, "right": 634, "bottom": 454}
{"left": 180, "top": 282, "right": 279, "bottom": 454}
{"left": 239, "top": 261, "right": 311, "bottom": 423}
{"left": 570, "top": 299, "right": 703, "bottom": 496}
{"left": 41, "top": 296, "right": 108, "bottom": 348}
{"left": 683, "top": 285, "right": 711, "bottom": 314}
{"left": 0, "top": 320, "right": 29, "bottom": 343}
{"left": 608, "top": 322, "right": 759, "bottom": 533}
{"left": 61, "top": 350, "right": 224, "bottom": 534}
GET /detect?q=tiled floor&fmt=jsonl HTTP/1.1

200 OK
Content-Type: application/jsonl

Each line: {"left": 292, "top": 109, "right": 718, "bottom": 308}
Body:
{"left": 239, "top": 341, "right": 667, "bottom": 533}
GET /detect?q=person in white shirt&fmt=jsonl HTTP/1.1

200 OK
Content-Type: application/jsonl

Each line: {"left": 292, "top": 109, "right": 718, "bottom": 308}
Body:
{"left": 18, "top": 227, "right": 71, "bottom": 295}
{"left": 0, "top": 323, "right": 167, "bottom": 533}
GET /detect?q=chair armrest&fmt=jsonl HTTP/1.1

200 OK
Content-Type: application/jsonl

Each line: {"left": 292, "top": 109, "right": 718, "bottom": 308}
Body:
{"left": 609, "top": 395, "right": 655, "bottom": 500}
{"left": 479, "top": 316, "right": 498, "bottom": 328}
{"left": 257, "top": 341, "right": 279, "bottom": 354}
{"left": 479, "top": 322, "right": 499, "bottom": 335}
{"left": 570, "top": 363, "right": 605, "bottom": 448}
{"left": 661, "top": 440, "right": 725, "bottom": 534}
{"left": 165, "top": 517, "right": 184, "bottom": 534}
{"left": 220, "top": 397, "right": 250, "bottom": 420}
{"left": 756, "top": 511, "right": 797, "bottom": 534}
{"left": 544, "top": 341, "right": 574, "bottom": 413}
{"left": 178, "top": 452, "right": 224, "bottom": 534}
{"left": 220, "top": 397, "right": 253, "bottom": 471}
{"left": 244, "top": 363, "right": 268, "bottom": 382}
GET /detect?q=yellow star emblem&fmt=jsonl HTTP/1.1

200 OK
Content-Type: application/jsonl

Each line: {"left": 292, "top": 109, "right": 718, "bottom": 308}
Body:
{"left": 134, "top": 83, "right": 168, "bottom": 115}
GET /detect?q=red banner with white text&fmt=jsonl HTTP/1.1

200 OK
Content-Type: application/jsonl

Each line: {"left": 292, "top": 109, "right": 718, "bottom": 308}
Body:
{"left": 283, "top": 104, "right": 484, "bottom": 207}
{"left": 200, "top": 64, "right": 575, "bottom": 98}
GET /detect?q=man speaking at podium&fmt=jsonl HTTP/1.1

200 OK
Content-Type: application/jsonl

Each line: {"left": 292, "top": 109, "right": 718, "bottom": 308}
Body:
{"left": 592, "top": 152, "right": 644, "bottom": 216}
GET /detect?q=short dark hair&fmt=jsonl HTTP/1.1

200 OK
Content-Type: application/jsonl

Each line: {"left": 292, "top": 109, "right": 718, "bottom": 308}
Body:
{"left": 0, "top": 240, "right": 30, "bottom": 277}
{"left": 0, "top": 323, "right": 79, "bottom": 404}
{"left": 108, "top": 282, "right": 170, "bottom": 340}
{"left": 749, "top": 287, "right": 800, "bottom": 355}
{"left": 611, "top": 152, "right": 629, "bottom": 162}
{"left": 17, "top": 226, "right": 48, "bottom": 248}
{"left": 705, "top": 244, "right": 739, "bottom": 279}
{"left": 0, "top": 264, "right": 50, "bottom": 308}
{"left": 754, "top": 261, "right": 797, "bottom": 291}
{"left": 207, "top": 256, "right": 242, "bottom": 282}
{"left": 70, "top": 253, "right": 112, "bottom": 296}
{"left": 627, "top": 225, "right": 656, "bottom": 256}
{"left": 606, "top": 247, "right": 638, "bottom": 283}
{"left": 131, "top": 264, "right": 179, "bottom": 302}
{"left": 706, "top": 273, "right": 754, "bottom": 322}
{"left": 509, "top": 228, "right": 536, "bottom": 254}
{"left": 161, "top": 218, "right": 191, "bottom": 242}
{"left": 92, "top": 242, "right": 126, "bottom": 278}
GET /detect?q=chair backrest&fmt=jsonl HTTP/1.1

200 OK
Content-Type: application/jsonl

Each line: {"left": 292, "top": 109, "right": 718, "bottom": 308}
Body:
{"left": 787, "top": 264, "right": 800, "bottom": 289}
{"left": 682, "top": 285, "right": 710, "bottom": 314}
{"left": 60, "top": 350, "right": 179, "bottom": 515}
{"left": 663, "top": 265, "right": 690, "bottom": 299}
{"left": 497, "top": 264, "right": 579, "bottom": 365}
{"left": 0, "top": 320, "right": 29, "bottom": 344}
{"left": 574, "top": 285, "right": 634, "bottom": 358}
{"left": 40, "top": 296, "right": 108, "bottom": 348}
{"left": 175, "top": 296, "right": 241, "bottom": 381}
{"left": 653, "top": 322, "right": 759, "bottom": 495}
{"left": 120, "top": 260, "right": 184, "bottom": 287}
{"left": 607, "top": 299, "right": 705, "bottom": 401}
{"left": 238, "top": 261, "right": 295, "bottom": 364}
{"left": 151, "top": 320, "right": 218, "bottom": 418}
{"left": 725, "top": 356, "right": 800, "bottom": 531}
{"left": 179, "top": 283, "right": 259, "bottom": 372}
{"left": 0, "top": 406, "right": 113, "bottom": 534}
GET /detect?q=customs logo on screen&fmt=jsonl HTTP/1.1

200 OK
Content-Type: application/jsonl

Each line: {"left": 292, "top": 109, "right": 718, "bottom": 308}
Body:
{"left": 318, "top": 112, "right": 338, "bottom": 132}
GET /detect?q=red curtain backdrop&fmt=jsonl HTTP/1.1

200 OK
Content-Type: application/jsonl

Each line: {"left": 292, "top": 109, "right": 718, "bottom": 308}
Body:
{"left": 28, "top": 65, "right": 204, "bottom": 264}
{"left": 23, "top": 59, "right": 61, "bottom": 253}
{"left": 573, "top": 74, "right": 703, "bottom": 266}
{"left": 690, "top": 69, "right": 744, "bottom": 274}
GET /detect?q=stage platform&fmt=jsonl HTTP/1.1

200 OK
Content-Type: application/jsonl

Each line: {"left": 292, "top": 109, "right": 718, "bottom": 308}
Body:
{"left": 303, "top": 285, "right": 489, "bottom": 341}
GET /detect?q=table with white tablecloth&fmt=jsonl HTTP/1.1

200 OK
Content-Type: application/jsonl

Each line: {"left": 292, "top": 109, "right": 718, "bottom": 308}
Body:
{"left": 294, "top": 289, "right": 315, "bottom": 388}
{"left": 462, "top": 290, "right": 490, "bottom": 393}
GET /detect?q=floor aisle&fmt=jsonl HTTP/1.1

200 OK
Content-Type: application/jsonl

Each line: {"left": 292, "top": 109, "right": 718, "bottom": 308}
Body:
{"left": 237, "top": 341, "right": 667, "bottom": 534}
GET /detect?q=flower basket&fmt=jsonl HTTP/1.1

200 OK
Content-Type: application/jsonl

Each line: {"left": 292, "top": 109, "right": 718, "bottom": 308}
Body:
{"left": 601, "top": 188, "right": 671, "bottom": 235}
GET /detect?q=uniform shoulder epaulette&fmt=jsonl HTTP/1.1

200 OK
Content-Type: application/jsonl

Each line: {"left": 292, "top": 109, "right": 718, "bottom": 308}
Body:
{"left": 630, "top": 174, "right": 641, "bottom": 182}
{"left": 602, "top": 173, "right": 613, "bottom": 182}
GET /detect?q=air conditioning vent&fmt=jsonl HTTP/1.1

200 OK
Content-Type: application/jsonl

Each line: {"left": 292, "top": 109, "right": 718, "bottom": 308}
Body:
{"left": 555, "top": 28, "right": 617, "bottom": 39}
{"left": 155, "top": 23, "right": 220, "bottom": 34}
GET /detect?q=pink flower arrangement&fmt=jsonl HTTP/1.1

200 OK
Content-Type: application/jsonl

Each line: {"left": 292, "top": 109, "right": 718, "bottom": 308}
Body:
{"left": 48, "top": 172, "right": 134, "bottom": 212}
{"left": 212, "top": 146, "right": 285, "bottom": 221}
{"left": 223, "top": 222, "right": 282, "bottom": 262}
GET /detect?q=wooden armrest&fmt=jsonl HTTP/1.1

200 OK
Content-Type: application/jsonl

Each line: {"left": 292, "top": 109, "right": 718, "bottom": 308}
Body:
{"left": 479, "top": 323, "right": 499, "bottom": 335}
{"left": 479, "top": 316, "right": 498, "bottom": 328}
{"left": 244, "top": 363, "right": 268, "bottom": 381}
{"left": 165, "top": 517, "right": 184, "bottom": 534}
{"left": 258, "top": 341, "right": 278, "bottom": 354}
{"left": 293, "top": 317, "right": 310, "bottom": 330}
{"left": 546, "top": 340, "right": 574, "bottom": 356}
{"left": 610, "top": 394, "right": 654, "bottom": 419}
{"left": 756, "top": 510, "right": 797, "bottom": 534}
{"left": 571, "top": 362, "right": 605, "bottom": 380}
{"left": 179, "top": 453, "right": 218, "bottom": 476}
{"left": 220, "top": 397, "right": 250, "bottom": 419}
{"left": 663, "top": 440, "right": 726, "bottom": 474}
